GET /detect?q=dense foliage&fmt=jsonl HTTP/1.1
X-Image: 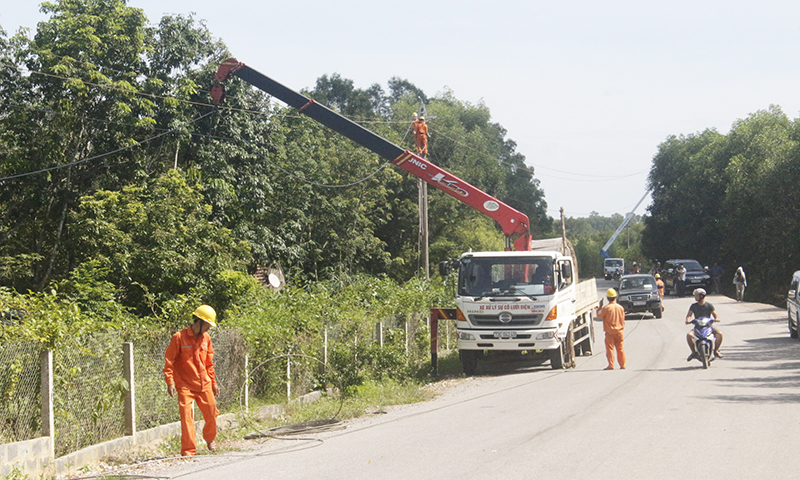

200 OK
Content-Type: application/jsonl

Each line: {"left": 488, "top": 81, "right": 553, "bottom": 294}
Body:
{"left": 643, "top": 105, "right": 800, "bottom": 303}
{"left": 0, "top": 1, "right": 550, "bottom": 316}
{"left": 0, "top": 0, "right": 552, "bottom": 411}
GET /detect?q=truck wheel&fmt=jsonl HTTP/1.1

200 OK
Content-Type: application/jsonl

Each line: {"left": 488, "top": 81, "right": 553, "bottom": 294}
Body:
{"left": 653, "top": 308, "right": 663, "bottom": 319}
{"left": 549, "top": 345, "right": 564, "bottom": 369}
{"left": 550, "top": 325, "right": 576, "bottom": 369}
{"left": 790, "top": 312, "right": 798, "bottom": 338}
{"left": 460, "top": 350, "right": 478, "bottom": 376}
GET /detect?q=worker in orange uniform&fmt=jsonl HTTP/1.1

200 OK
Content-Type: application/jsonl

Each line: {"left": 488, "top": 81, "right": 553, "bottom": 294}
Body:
{"left": 655, "top": 273, "right": 665, "bottom": 311}
{"left": 595, "top": 288, "right": 626, "bottom": 370}
{"left": 412, "top": 116, "right": 429, "bottom": 155}
{"left": 163, "top": 305, "right": 221, "bottom": 456}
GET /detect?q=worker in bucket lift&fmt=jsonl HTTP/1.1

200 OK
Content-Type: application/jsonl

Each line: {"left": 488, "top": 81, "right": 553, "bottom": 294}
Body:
{"left": 164, "top": 305, "right": 220, "bottom": 456}
{"left": 412, "top": 115, "right": 429, "bottom": 155}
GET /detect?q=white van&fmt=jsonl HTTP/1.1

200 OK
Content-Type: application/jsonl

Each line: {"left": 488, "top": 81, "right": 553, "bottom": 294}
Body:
{"left": 603, "top": 258, "right": 625, "bottom": 280}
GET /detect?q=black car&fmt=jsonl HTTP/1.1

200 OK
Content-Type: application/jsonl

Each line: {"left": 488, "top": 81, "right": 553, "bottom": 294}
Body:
{"left": 661, "top": 259, "right": 711, "bottom": 296}
{"left": 616, "top": 274, "right": 663, "bottom": 318}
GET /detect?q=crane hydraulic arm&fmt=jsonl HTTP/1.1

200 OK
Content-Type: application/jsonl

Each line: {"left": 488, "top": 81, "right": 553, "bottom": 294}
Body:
{"left": 211, "top": 58, "right": 531, "bottom": 251}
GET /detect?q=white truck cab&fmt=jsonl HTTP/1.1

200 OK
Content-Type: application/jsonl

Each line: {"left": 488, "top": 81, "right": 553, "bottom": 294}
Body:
{"left": 604, "top": 257, "right": 625, "bottom": 280}
{"left": 454, "top": 244, "right": 595, "bottom": 374}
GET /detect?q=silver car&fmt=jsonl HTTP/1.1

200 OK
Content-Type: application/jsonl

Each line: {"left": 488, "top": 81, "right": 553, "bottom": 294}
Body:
{"left": 787, "top": 271, "right": 800, "bottom": 338}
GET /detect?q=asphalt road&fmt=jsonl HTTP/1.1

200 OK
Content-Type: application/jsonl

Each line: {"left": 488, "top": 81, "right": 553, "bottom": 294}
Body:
{"left": 142, "top": 281, "right": 800, "bottom": 480}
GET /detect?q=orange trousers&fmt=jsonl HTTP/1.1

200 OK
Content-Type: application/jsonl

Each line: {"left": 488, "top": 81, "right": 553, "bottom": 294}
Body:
{"left": 604, "top": 330, "right": 626, "bottom": 369}
{"left": 177, "top": 386, "right": 219, "bottom": 456}
{"left": 415, "top": 135, "right": 428, "bottom": 155}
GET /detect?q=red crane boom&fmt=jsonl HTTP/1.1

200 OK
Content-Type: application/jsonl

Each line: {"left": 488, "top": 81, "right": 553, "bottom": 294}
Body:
{"left": 211, "top": 58, "right": 532, "bottom": 251}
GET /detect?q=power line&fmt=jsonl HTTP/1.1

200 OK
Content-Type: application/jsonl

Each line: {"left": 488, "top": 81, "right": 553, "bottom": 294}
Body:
{"left": 0, "top": 110, "right": 216, "bottom": 183}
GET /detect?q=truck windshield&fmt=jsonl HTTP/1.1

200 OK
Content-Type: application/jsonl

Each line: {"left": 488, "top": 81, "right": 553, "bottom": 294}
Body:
{"left": 458, "top": 256, "right": 555, "bottom": 297}
{"left": 605, "top": 259, "right": 623, "bottom": 267}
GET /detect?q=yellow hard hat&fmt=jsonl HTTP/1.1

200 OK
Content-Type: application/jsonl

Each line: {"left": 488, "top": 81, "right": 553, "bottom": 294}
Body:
{"left": 193, "top": 305, "right": 217, "bottom": 327}
{"left": 606, "top": 288, "right": 618, "bottom": 298}
{"left": 654, "top": 273, "right": 661, "bottom": 279}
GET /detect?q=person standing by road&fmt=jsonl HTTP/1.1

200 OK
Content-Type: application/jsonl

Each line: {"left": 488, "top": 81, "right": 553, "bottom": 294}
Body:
{"left": 595, "top": 288, "right": 626, "bottom": 370}
{"left": 733, "top": 266, "right": 747, "bottom": 302}
{"left": 412, "top": 116, "right": 429, "bottom": 155}
{"left": 676, "top": 263, "right": 687, "bottom": 296}
{"left": 164, "top": 305, "right": 221, "bottom": 457}
{"left": 710, "top": 263, "right": 725, "bottom": 294}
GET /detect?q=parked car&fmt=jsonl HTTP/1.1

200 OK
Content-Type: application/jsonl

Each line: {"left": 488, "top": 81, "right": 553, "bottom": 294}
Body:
{"left": 615, "top": 274, "right": 663, "bottom": 318}
{"left": 661, "top": 259, "right": 711, "bottom": 296}
{"left": 787, "top": 271, "right": 800, "bottom": 338}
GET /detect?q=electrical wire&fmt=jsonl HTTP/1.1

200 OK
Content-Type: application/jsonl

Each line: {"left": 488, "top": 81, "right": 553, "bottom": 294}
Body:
{"left": 0, "top": 110, "right": 215, "bottom": 182}
{"left": 3, "top": 59, "right": 647, "bottom": 189}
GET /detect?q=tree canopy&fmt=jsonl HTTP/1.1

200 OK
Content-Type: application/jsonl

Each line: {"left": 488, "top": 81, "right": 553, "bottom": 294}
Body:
{"left": 0, "top": 0, "right": 551, "bottom": 316}
{"left": 643, "top": 105, "right": 800, "bottom": 302}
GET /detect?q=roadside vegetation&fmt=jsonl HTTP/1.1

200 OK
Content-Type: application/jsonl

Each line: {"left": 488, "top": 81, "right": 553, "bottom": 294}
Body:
{"left": 0, "top": 3, "right": 796, "bottom": 467}
{"left": 643, "top": 105, "right": 800, "bottom": 305}
{"left": 0, "top": 0, "right": 548, "bottom": 435}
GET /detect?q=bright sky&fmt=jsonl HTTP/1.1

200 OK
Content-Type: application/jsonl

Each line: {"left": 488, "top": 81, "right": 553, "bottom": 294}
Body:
{"left": 4, "top": 1, "right": 800, "bottom": 219}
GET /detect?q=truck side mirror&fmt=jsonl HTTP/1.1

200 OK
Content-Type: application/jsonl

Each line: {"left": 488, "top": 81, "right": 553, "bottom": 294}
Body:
{"left": 789, "top": 290, "right": 796, "bottom": 300}
{"left": 438, "top": 261, "right": 451, "bottom": 277}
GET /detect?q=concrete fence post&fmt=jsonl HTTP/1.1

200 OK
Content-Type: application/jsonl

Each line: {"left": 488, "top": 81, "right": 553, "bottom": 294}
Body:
{"left": 375, "top": 321, "right": 383, "bottom": 347}
{"left": 40, "top": 349, "right": 55, "bottom": 461}
{"left": 123, "top": 342, "right": 136, "bottom": 439}
{"left": 286, "top": 354, "right": 291, "bottom": 401}
{"left": 324, "top": 326, "right": 328, "bottom": 368}
{"left": 244, "top": 353, "right": 249, "bottom": 413}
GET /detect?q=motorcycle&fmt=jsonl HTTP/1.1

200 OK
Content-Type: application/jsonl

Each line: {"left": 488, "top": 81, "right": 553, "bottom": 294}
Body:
{"left": 690, "top": 317, "right": 716, "bottom": 369}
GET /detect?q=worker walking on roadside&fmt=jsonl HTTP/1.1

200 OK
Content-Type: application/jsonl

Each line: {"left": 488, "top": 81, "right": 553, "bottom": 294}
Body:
{"left": 655, "top": 273, "right": 665, "bottom": 311}
{"left": 164, "top": 305, "right": 221, "bottom": 457}
{"left": 412, "top": 116, "right": 429, "bottom": 155}
{"left": 595, "top": 288, "right": 626, "bottom": 370}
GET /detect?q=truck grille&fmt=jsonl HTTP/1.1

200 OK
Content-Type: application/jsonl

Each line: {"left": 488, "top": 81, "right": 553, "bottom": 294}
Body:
{"left": 629, "top": 295, "right": 649, "bottom": 301}
{"left": 469, "top": 314, "right": 543, "bottom": 328}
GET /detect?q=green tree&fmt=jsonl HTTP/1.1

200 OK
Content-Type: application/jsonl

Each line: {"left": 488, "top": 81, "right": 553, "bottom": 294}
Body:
{"left": 71, "top": 171, "right": 250, "bottom": 316}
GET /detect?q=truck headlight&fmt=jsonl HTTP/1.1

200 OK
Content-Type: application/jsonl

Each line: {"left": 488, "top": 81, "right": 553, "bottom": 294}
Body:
{"left": 536, "top": 331, "right": 556, "bottom": 340}
{"left": 458, "top": 332, "right": 475, "bottom": 341}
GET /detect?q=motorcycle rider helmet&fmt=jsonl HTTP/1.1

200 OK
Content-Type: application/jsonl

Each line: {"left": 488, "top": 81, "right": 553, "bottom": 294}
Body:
{"left": 692, "top": 288, "right": 707, "bottom": 297}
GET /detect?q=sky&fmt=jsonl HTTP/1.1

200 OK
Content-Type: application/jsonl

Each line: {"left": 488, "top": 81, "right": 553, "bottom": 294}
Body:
{"left": 3, "top": 0, "right": 800, "bottom": 220}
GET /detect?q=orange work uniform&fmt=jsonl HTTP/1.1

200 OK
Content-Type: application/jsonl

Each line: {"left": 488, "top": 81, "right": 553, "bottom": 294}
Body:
{"left": 163, "top": 327, "right": 219, "bottom": 456}
{"left": 656, "top": 279, "right": 665, "bottom": 297}
{"left": 596, "top": 302, "right": 626, "bottom": 369}
{"left": 412, "top": 119, "right": 429, "bottom": 155}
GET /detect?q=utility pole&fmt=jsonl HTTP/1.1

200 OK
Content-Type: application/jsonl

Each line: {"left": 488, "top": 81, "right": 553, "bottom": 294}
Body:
{"left": 419, "top": 177, "right": 429, "bottom": 279}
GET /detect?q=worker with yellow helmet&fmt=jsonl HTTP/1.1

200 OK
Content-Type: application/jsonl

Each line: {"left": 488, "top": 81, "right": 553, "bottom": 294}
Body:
{"left": 163, "top": 305, "right": 220, "bottom": 456}
{"left": 412, "top": 115, "right": 429, "bottom": 155}
{"left": 595, "top": 288, "right": 627, "bottom": 370}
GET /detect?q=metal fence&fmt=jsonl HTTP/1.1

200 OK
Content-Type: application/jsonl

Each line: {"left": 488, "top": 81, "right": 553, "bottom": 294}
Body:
{"left": 0, "top": 319, "right": 446, "bottom": 458}
{"left": 0, "top": 341, "right": 41, "bottom": 444}
{"left": 0, "top": 329, "right": 248, "bottom": 458}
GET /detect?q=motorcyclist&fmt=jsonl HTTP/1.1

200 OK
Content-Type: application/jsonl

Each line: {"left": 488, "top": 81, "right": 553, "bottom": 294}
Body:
{"left": 685, "top": 288, "right": 723, "bottom": 361}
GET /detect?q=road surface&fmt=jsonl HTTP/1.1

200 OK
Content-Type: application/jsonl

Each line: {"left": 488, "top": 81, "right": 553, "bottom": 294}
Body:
{"left": 138, "top": 282, "right": 800, "bottom": 479}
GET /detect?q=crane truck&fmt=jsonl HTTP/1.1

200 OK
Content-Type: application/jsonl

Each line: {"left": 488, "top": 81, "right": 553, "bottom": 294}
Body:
{"left": 211, "top": 59, "right": 597, "bottom": 375}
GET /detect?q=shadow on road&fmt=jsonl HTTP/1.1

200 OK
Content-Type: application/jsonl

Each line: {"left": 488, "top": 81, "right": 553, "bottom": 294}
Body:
{"left": 701, "top": 334, "right": 800, "bottom": 403}
{"left": 700, "top": 392, "right": 800, "bottom": 404}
